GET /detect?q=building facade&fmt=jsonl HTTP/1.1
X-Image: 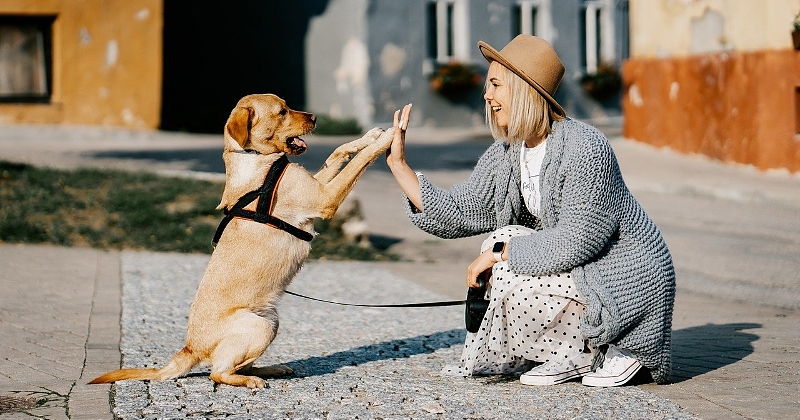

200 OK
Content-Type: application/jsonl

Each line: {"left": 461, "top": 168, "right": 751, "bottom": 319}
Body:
{"left": 0, "top": 0, "right": 162, "bottom": 128}
{"left": 0, "top": 1, "right": 629, "bottom": 133}
{"left": 306, "top": 0, "right": 630, "bottom": 128}
{"left": 623, "top": 0, "right": 800, "bottom": 172}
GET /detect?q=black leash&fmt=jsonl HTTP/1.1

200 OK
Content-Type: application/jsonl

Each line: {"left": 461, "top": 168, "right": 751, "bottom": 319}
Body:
{"left": 284, "top": 290, "right": 465, "bottom": 308}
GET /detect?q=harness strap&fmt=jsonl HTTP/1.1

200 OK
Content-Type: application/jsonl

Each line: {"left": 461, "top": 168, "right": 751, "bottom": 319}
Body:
{"left": 212, "top": 155, "right": 314, "bottom": 246}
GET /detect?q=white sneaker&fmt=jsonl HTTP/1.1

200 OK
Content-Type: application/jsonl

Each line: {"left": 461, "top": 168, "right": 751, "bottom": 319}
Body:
{"left": 520, "top": 352, "right": 593, "bottom": 386}
{"left": 581, "top": 345, "right": 642, "bottom": 387}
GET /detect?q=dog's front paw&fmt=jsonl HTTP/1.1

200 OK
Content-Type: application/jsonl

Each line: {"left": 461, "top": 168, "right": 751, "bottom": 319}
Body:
{"left": 363, "top": 127, "right": 385, "bottom": 141}
{"left": 374, "top": 127, "right": 396, "bottom": 150}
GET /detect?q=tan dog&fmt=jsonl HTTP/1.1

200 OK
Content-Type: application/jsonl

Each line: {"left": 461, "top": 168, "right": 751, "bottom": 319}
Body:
{"left": 90, "top": 93, "right": 394, "bottom": 388}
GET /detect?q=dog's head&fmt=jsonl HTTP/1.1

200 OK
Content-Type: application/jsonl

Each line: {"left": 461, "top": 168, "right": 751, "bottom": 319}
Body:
{"left": 224, "top": 94, "right": 316, "bottom": 155}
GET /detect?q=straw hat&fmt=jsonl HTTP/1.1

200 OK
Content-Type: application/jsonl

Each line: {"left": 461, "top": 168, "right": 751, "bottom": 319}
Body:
{"left": 478, "top": 35, "right": 566, "bottom": 117}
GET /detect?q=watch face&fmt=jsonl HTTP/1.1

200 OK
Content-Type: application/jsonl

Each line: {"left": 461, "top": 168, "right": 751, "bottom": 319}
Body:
{"left": 492, "top": 241, "right": 504, "bottom": 253}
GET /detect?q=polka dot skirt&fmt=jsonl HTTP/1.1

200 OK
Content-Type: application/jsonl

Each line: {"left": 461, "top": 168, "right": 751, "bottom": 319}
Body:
{"left": 442, "top": 225, "right": 591, "bottom": 376}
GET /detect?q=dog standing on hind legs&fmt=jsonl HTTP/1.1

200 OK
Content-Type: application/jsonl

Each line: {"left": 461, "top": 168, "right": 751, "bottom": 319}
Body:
{"left": 89, "top": 93, "right": 396, "bottom": 388}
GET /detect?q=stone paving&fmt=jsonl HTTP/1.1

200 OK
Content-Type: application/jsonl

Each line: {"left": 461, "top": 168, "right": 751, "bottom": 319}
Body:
{"left": 111, "top": 252, "right": 693, "bottom": 419}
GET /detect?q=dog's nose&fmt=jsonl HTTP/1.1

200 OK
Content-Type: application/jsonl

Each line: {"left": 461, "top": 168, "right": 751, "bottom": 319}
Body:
{"left": 309, "top": 114, "right": 316, "bottom": 123}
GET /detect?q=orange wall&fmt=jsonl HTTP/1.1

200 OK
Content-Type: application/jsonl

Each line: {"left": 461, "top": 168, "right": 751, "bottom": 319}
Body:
{"left": 0, "top": 0, "right": 162, "bottom": 128}
{"left": 623, "top": 50, "right": 800, "bottom": 173}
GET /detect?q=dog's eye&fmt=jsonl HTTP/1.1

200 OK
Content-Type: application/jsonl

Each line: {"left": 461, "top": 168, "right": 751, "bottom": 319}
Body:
{"left": 279, "top": 108, "right": 287, "bottom": 115}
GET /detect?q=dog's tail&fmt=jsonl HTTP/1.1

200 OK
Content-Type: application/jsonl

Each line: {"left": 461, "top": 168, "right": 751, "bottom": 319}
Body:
{"left": 88, "top": 347, "right": 199, "bottom": 384}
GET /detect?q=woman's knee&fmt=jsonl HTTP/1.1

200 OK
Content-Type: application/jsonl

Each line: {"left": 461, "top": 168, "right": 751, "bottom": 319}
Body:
{"left": 480, "top": 225, "right": 536, "bottom": 252}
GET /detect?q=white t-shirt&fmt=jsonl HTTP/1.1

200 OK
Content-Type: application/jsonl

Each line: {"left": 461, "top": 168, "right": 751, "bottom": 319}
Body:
{"left": 520, "top": 140, "right": 547, "bottom": 214}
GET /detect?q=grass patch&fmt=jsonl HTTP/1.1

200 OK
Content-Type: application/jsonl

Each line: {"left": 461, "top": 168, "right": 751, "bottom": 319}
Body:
{"left": 313, "top": 115, "right": 363, "bottom": 136}
{"left": 0, "top": 161, "right": 396, "bottom": 260}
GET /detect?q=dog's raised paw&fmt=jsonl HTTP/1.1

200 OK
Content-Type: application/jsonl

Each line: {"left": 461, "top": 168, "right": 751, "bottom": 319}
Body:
{"left": 364, "top": 127, "right": 385, "bottom": 139}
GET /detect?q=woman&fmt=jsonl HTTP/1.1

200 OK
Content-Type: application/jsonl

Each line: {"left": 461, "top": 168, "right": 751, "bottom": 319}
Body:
{"left": 386, "top": 35, "right": 675, "bottom": 387}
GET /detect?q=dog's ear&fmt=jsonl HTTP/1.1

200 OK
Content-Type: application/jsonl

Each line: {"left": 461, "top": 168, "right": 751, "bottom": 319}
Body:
{"left": 226, "top": 106, "right": 253, "bottom": 147}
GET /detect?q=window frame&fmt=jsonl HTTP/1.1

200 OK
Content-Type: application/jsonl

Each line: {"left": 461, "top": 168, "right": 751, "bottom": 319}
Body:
{"left": 426, "top": 0, "right": 470, "bottom": 64}
{"left": 0, "top": 14, "right": 56, "bottom": 103}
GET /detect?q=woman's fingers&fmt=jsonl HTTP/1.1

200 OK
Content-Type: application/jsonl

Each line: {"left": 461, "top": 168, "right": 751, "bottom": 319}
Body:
{"left": 466, "top": 251, "right": 494, "bottom": 288}
{"left": 398, "top": 103, "right": 412, "bottom": 131}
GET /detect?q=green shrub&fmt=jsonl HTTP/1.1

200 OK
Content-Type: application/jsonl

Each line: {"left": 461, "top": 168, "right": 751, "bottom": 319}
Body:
{"left": 313, "top": 115, "right": 363, "bottom": 136}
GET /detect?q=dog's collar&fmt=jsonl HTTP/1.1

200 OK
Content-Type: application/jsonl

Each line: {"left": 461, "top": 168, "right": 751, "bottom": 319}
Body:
{"left": 212, "top": 155, "right": 313, "bottom": 246}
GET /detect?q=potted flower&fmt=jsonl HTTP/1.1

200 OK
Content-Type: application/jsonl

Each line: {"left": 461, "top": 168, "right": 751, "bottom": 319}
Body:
{"left": 429, "top": 61, "right": 484, "bottom": 99}
{"left": 793, "top": 10, "right": 800, "bottom": 50}
{"left": 580, "top": 63, "right": 622, "bottom": 102}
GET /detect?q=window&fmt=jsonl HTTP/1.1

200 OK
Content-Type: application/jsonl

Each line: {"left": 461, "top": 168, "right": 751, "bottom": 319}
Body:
{"left": 0, "top": 15, "right": 55, "bottom": 103}
{"left": 512, "top": 0, "right": 552, "bottom": 42}
{"left": 426, "top": 0, "right": 469, "bottom": 63}
{"left": 579, "top": 0, "right": 614, "bottom": 74}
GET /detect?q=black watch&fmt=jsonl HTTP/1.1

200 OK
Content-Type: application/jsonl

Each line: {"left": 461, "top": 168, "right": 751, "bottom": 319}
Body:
{"left": 492, "top": 241, "right": 505, "bottom": 262}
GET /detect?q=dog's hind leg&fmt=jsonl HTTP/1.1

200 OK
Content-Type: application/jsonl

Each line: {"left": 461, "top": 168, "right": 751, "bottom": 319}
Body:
{"left": 208, "top": 310, "right": 279, "bottom": 388}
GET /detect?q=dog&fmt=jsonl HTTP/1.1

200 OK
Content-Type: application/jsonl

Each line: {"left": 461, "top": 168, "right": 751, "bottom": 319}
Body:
{"left": 89, "top": 93, "right": 395, "bottom": 388}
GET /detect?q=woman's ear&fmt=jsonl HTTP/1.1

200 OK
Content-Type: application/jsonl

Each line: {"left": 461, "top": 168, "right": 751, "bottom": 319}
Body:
{"left": 225, "top": 106, "right": 253, "bottom": 148}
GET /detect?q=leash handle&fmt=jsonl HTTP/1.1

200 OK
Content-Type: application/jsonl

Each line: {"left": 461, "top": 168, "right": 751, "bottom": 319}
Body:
{"left": 284, "top": 290, "right": 465, "bottom": 308}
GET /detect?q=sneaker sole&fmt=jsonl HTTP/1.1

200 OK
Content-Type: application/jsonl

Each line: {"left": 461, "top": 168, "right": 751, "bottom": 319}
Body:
{"left": 520, "top": 365, "right": 591, "bottom": 386}
{"left": 581, "top": 361, "right": 642, "bottom": 387}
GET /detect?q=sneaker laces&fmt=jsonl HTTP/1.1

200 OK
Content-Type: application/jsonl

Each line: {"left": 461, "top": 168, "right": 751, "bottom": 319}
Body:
{"left": 595, "top": 345, "right": 636, "bottom": 374}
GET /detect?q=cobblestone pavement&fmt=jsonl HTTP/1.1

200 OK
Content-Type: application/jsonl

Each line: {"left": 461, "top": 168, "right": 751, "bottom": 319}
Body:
{"left": 111, "top": 252, "right": 694, "bottom": 420}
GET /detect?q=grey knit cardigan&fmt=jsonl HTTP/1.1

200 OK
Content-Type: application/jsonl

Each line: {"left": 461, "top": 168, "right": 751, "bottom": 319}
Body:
{"left": 405, "top": 118, "right": 675, "bottom": 384}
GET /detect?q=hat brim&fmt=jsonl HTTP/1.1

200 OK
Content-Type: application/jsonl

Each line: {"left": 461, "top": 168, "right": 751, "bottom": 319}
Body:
{"left": 478, "top": 41, "right": 566, "bottom": 118}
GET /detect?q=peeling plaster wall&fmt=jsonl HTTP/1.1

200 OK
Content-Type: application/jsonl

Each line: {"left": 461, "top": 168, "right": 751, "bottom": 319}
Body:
{"left": 0, "top": 0, "right": 162, "bottom": 128}
{"left": 630, "top": 0, "right": 800, "bottom": 57}
{"left": 306, "top": 0, "right": 629, "bottom": 128}
{"left": 306, "top": 0, "right": 373, "bottom": 127}
{"left": 625, "top": 0, "right": 800, "bottom": 172}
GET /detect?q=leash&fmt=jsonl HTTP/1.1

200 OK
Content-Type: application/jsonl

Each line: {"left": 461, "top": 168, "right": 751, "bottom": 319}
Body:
{"left": 284, "top": 290, "right": 465, "bottom": 308}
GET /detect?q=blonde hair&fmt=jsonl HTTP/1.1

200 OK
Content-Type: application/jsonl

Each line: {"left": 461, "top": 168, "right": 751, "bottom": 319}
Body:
{"left": 484, "top": 62, "right": 565, "bottom": 144}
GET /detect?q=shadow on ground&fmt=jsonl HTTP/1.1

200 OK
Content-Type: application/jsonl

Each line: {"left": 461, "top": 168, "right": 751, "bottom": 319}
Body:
{"left": 284, "top": 329, "right": 466, "bottom": 377}
{"left": 85, "top": 140, "right": 490, "bottom": 175}
{"left": 668, "top": 322, "right": 759, "bottom": 383}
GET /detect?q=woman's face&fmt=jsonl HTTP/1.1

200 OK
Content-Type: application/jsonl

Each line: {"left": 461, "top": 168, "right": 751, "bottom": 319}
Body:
{"left": 484, "top": 62, "right": 512, "bottom": 129}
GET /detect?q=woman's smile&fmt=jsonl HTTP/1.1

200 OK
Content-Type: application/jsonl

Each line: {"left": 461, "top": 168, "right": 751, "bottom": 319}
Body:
{"left": 484, "top": 62, "right": 511, "bottom": 128}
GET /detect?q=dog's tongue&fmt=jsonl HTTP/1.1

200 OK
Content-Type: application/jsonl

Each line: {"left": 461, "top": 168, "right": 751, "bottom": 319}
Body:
{"left": 288, "top": 137, "right": 308, "bottom": 154}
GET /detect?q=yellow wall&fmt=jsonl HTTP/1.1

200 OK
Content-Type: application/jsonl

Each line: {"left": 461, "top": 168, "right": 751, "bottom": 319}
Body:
{"left": 0, "top": 0, "right": 162, "bottom": 128}
{"left": 630, "top": 0, "right": 800, "bottom": 57}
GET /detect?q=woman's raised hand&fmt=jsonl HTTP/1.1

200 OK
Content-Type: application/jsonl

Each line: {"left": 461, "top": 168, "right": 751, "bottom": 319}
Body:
{"left": 385, "top": 104, "right": 423, "bottom": 211}
{"left": 387, "top": 103, "right": 413, "bottom": 168}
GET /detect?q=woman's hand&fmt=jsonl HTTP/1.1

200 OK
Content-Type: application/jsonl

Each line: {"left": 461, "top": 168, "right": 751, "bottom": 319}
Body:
{"left": 466, "top": 249, "right": 497, "bottom": 288}
{"left": 385, "top": 104, "right": 423, "bottom": 210}
{"left": 386, "top": 104, "right": 413, "bottom": 169}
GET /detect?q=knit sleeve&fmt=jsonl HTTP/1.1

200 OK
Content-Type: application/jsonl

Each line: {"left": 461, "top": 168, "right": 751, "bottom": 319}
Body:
{"left": 402, "top": 143, "right": 502, "bottom": 239}
{"left": 507, "top": 132, "right": 619, "bottom": 275}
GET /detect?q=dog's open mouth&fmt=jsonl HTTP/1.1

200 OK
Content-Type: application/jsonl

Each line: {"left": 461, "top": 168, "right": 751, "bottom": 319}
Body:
{"left": 287, "top": 137, "right": 308, "bottom": 155}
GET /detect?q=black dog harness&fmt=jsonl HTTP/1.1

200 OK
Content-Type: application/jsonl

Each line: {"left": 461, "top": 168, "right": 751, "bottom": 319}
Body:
{"left": 212, "top": 155, "right": 313, "bottom": 246}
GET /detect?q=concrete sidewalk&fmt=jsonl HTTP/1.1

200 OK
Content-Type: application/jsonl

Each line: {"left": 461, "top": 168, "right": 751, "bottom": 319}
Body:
{"left": 0, "top": 123, "right": 799, "bottom": 418}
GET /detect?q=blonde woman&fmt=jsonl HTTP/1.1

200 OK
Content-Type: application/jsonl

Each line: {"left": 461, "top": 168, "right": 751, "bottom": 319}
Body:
{"left": 386, "top": 35, "right": 675, "bottom": 387}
